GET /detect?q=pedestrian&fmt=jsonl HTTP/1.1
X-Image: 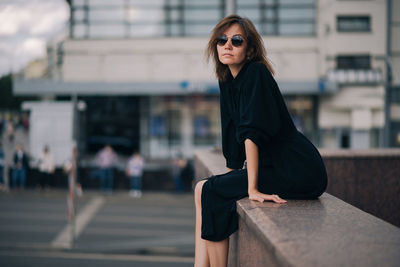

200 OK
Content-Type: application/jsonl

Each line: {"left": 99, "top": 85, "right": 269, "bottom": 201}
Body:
{"left": 6, "top": 120, "right": 15, "bottom": 143}
{"left": 12, "top": 144, "right": 29, "bottom": 190}
{"left": 95, "top": 144, "right": 117, "bottom": 192}
{"left": 180, "top": 158, "right": 194, "bottom": 192}
{"left": 172, "top": 153, "right": 185, "bottom": 193}
{"left": 195, "top": 15, "right": 328, "bottom": 266}
{"left": 0, "top": 142, "right": 5, "bottom": 191}
{"left": 38, "top": 145, "right": 55, "bottom": 190}
{"left": 63, "top": 146, "right": 83, "bottom": 197}
{"left": 126, "top": 150, "right": 145, "bottom": 198}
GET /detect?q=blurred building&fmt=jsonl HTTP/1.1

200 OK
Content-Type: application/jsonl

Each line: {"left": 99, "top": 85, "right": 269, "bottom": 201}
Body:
{"left": 13, "top": 0, "right": 397, "bottom": 164}
{"left": 387, "top": 0, "right": 400, "bottom": 147}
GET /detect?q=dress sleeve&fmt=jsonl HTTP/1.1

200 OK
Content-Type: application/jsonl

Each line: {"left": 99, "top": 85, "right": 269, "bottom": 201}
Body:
{"left": 236, "top": 63, "right": 281, "bottom": 147}
{"left": 219, "top": 86, "right": 245, "bottom": 169}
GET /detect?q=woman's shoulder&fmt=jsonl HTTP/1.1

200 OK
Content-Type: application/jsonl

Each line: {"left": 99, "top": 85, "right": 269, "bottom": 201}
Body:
{"left": 245, "top": 61, "right": 272, "bottom": 78}
{"left": 236, "top": 61, "right": 274, "bottom": 88}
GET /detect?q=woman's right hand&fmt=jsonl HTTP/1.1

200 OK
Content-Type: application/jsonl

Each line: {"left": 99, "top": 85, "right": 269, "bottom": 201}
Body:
{"left": 248, "top": 190, "right": 287, "bottom": 204}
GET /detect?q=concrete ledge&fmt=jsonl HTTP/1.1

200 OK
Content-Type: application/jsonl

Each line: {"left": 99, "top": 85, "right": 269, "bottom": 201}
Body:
{"left": 320, "top": 148, "right": 400, "bottom": 158}
{"left": 320, "top": 149, "right": 400, "bottom": 227}
{"left": 194, "top": 149, "right": 400, "bottom": 267}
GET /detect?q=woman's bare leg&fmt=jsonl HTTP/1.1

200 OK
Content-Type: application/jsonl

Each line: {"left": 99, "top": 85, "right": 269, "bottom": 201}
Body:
{"left": 194, "top": 180, "right": 210, "bottom": 267}
{"left": 206, "top": 239, "right": 229, "bottom": 267}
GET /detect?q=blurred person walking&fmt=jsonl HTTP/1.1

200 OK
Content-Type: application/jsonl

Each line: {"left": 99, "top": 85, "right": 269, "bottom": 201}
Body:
{"left": 95, "top": 145, "right": 117, "bottom": 192}
{"left": 63, "top": 146, "right": 83, "bottom": 196}
{"left": 12, "top": 144, "right": 29, "bottom": 190}
{"left": 180, "top": 158, "right": 195, "bottom": 192}
{"left": 172, "top": 152, "right": 185, "bottom": 193}
{"left": 0, "top": 142, "right": 5, "bottom": 191}
{"left": 6, "top": 120, "right": 15, "bottom": 143}
{"left": 126, "top": 150, "right": 145, "bottom": 198}
{"left": 0, "top": 113, "right": 4, "bottom": 136}
{"left": 38, "top": 145, "right": 55, "bottom": 190}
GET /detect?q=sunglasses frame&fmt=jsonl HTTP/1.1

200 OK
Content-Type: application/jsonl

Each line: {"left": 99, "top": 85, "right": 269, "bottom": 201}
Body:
{"left": 216, "top": 34, "right": 244, "bottom": 47}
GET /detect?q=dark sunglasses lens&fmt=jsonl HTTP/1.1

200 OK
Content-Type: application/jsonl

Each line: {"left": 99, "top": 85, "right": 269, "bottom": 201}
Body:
{"left": 217, "top": 36, "right": 227, "bottom": 46}
{"left": 231, "top": 36, "right": 243, "bottom": 47}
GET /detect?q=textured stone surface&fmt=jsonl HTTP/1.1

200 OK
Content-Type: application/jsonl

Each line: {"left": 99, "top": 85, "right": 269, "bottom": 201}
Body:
{"left": 237, "top": 194, "right": 400, "bottom": 267}
{"left": 195, "top": 149, "right": 400, "bottom": 267}
{"left": 321, "top": 149, "right": 400, "bottom": 227}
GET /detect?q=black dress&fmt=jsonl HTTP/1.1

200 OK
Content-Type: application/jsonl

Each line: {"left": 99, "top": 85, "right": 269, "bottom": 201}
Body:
{"left": 201, "top": 61, "right": 328, "bottom": 242}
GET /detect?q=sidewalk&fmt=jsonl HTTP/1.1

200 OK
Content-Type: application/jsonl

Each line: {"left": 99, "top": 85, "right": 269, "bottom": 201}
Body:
{"left": 0, "top": 189, "right": 194, "bottom": 266}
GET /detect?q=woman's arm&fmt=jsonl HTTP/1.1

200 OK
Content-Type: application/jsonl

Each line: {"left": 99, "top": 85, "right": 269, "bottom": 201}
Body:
{"left": 245, "top": 138, "right": 287, "bottom": 204}
{"left": 244, "top": 139, "right": 259, "bottom": 193}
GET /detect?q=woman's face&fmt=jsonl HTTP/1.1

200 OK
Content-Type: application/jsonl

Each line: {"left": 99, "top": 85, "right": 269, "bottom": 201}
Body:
{"left": 217, "top": 23, "right": 247, "bottom": 74}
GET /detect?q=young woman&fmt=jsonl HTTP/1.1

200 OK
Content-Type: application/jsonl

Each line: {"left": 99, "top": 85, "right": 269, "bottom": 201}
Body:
{"left": 194, "top": 15, "right": 328, "bottom": 267}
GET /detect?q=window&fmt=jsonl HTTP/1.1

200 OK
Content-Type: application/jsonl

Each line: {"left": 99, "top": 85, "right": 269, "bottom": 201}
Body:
{"left": 237, "top": 0, "right": 317, "bottom": 36}
{"left": 337, "top": 16, "right": 371, "bottom": 32}
{"left": 85, "top": 96, "right": 140, "bottom": 155}
{"left": 70, "top": 0, "right": 224, "bottom": 38}
{"left": 336, "top": 55, "right": 371, "bottom": 70}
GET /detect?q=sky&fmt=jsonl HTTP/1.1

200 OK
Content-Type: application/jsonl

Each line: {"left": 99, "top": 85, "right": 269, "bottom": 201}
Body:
{"left": 0, "top": 0, "right": 69, "bottom": 78}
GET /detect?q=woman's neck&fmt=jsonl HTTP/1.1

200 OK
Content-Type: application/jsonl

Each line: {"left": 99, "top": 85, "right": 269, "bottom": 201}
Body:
{"left": 228, "top": 62, "right": 246, "bottom": 78}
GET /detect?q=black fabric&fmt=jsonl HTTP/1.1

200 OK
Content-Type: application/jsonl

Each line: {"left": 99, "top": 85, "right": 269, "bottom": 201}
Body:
{"left": 201, "top": 61, "right": 328, "bottom": 241}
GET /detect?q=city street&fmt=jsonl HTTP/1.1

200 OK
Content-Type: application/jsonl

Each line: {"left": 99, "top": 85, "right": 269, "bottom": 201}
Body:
{"left": 0, "top": 190, "right": 195, "bottom": 267}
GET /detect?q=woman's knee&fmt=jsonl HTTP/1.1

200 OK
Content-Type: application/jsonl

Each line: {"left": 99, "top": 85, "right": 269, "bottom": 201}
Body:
{"left": 194, "top": 180, "right": 207, "bottom": 207}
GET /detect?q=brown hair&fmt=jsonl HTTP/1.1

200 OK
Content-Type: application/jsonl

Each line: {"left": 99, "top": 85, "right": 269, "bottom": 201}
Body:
{"left": 206, "top": 14, "right": 275, "bottom": 81}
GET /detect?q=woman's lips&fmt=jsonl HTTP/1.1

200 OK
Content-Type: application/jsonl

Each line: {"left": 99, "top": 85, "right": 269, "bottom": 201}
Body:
{"left": 223, "top": 53, "right": 233, "bottom": 57}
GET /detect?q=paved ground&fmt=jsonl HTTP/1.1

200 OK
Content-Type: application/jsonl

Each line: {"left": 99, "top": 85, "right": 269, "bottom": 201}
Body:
{"left": 0, "top": 189, "right": 195, "bottom": 267}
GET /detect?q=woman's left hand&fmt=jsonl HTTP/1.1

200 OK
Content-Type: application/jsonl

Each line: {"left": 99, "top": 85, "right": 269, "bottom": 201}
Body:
{"left": 248, "top": 190, "right": 287, "bottom": 204}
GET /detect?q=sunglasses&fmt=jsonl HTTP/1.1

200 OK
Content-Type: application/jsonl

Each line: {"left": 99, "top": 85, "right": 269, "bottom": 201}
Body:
{"left": 216, "top": 35, "right": 244, "bottom": 47}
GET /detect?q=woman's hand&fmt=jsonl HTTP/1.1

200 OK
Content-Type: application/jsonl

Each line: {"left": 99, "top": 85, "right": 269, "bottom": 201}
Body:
{"left": 248, "top": 190, "right": 287, "bottom": 204}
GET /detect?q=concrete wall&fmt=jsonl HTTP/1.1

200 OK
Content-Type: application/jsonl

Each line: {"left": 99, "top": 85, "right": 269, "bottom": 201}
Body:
{"left": 61, "top": 37, "right": 321, "bottom": 83}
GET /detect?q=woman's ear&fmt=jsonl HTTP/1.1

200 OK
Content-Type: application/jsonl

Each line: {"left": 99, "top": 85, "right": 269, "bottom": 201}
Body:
{"left": 247, "top": 47, "right": 254, "bottom": 60}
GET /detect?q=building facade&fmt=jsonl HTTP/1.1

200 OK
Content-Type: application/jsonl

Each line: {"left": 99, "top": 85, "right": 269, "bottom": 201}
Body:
{"left": 14, "top": 0, "right": 395, "bottom": 163}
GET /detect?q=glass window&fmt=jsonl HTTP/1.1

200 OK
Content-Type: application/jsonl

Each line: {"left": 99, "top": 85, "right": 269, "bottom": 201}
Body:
{"left": 167, "top": 109, "right": 182, "bottom": 145}
{"left": 184, "top": 24, "right": 215, "bottom": 36}
{"left": 151, "top": 115, "right": 167, "bottom": 137}
{"left": 169, "top": 23, "right": 183, "bottom": 36}
{"left": 279, "top": 23, "right": 314, "bottom": 35}
{"left": 238, "top": 9, "right": 260, "bottom": 21}
{"left": 184, "top": 0, "right": 220, "bottom": 7}
{"left": 89, "top": 24, "right": 125, "bottom": 38}
{"left": 89, "top": 8, "right": 125, "bottom": 22}
{"left": 336, "top": 55, "right": 371, "bottom": 70}
{"left": 278, "top": 8, "right": 315, "bottom": 20}
{"left": 237, "top": 0, "right": 258, "bottom": 5}
{"left": 69, "top": 0, "right": 223, "bottom": 38}
{"left": 337, "top": 16, "right": 371, "bottom": 32}
{"left": 73, "top": 9, "right": 86, "bottom": 22}
{"left": 72, "top": 23, "right": 87, "bottom": 38}
{"left": 194, "top": 116, "right": 210, "bottom": 136}
{"left": 89, "top": 0, "right": 129, "bottom": 6}
{"left": 170, "top": 9, "right": 181, "bottom": 21}
{"left": 237, "top": 0, "right": 316, "bottom": 36}
{"left": 169, "top": 0, "right": 181, "bottom": 6}
{"left": 280, "top": 0, "right": 315, "bottom": 4}
{"left": 129, "top": 0, "right": 164, "bottom": 5}
{"left": 184, "top": 8, "right": 220, "bottom": 21}
{"left": 130, "top": 24, "right": 166, "bottom": 37}
{"left": 72, "top": 0, "right": 87, "bottom": 6}
{"left": 127, "top": 8, "right": 165, "bottom": 22}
